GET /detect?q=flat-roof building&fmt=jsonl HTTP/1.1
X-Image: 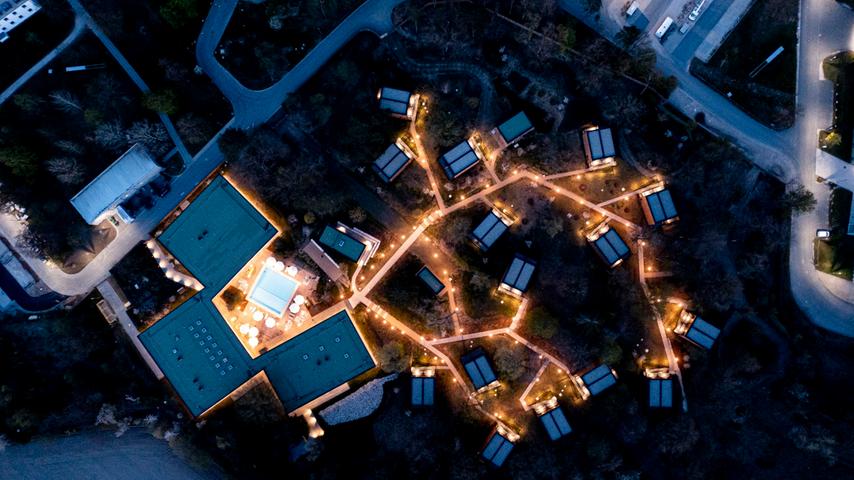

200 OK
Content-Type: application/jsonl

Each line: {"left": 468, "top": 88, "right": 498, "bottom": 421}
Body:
{"left": 410, "top": 366, "right": 435, "bottom": 406}
{"left": 582, "top": 126, "right": 616, "bottom": 168}
{"left": 574, "top": 364, "right": 617, "bottom": 400}
{"left": 471, "top": 209, "right": 513, "bottom": 251}
{"left": 462, "top": 348, "right": 499, "bottom": 392}
{"left": 498, "top": 254, "right": 536, "bottom": 297}
{"left": 416, "top": 266, "right": 446, "bottom": 295}
{"left": 140, "top": 176, "right": 375, "bottom": 417}
{"left": 438, "top": 138, "right": 483, "bottom": 180}
{"left": 674, "top": 310, "right": 720, "bottom": 349}
{"left": 533, "top": 397, "right": 572, "bottom": 441}
{"left": 70, "top": 144, "right": 162, "bottom": 225}
{"left": 319, "top": 226, "right": 367, "bottom": 263}
{"left": 641, "top": 185, "right": 679, "bottom": 226}
{"left": 586, "top": 224, "right": 631, "bottom": 268}
{"left": 0, "top": 0, "right": 40, "bottom": 43}
{"left": 481, "top": 424, "right": 518, "bottom": 468}
{"left": 494, "top": 112, "right": 534, "bottom": 147}
{"left": 373, "top": 140, "right": 416, "bottom": 183}
{"left": 377, "top": 87, "right": 418, "bottom": 119}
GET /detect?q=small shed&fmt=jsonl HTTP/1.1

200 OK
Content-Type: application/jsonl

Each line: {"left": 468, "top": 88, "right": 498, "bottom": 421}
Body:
{"left": 471, "top": 209, "right": 512, "bottom": 251}
{"left": 640, "top": 186, "right": 679, "bottom": 226}
{"left": 438, "top": 138, "right": 483, "bottom": 180}
{"left": 416, "top": 266, "right": 446, "bottom": 295}
{"left": 498, "top": 254, "right": 536, "bottom": 297}
{"left": 461, "top": 348, "right": 498, "bottom": 392}
{"left": 582, "top": 126, "right": 616, "bottom": 168}
{"left": 587, "top": 224, "right": 631, "bottom": 267}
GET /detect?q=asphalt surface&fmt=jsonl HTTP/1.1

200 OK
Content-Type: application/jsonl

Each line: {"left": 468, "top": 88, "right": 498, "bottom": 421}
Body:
{"left": 0, "top": 263, "right": 63, "bottom": 311}
{"left": 0, "top": 429, "right": 220, "bottom": 480}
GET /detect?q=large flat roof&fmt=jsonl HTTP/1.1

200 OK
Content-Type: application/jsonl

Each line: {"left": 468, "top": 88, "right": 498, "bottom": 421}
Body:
{"left": 70, "top": 144, "right": 162, "bottom": 224}
{"left": 139, "top": 297, "right": 254, "bottom": 416}
{"left": 158, "top": 176, "right": 276, "bottom": 290}
{"left": 262, "top": 310, "right": 375, "bottom": 412}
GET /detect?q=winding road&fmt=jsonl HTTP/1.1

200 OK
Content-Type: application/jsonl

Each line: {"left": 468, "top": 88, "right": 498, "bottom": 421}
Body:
{"left": 560, "top": 0, "right": 854, "bottom": 337}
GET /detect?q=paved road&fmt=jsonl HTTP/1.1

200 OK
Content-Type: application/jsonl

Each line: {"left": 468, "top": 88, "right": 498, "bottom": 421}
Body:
{"left": 0, "top": 429, "right": 219, "bottom": 480}
{"left": 789, "top": 0, "right": 854, "bottom": 336}
{"left": 0, "top": 0, "right": 404, "bottom": 297}
{"left": 197, "top": 0, "right": 404, "bottom": 128}
{"left": 0, "top": 15, "right": 86, "bottom": 105}
{"left": 560, "top": 0, "right": 854, "bottom": 336}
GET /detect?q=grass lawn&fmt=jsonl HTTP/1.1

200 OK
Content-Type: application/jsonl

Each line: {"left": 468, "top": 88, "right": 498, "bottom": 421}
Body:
{"left": 690, "top": 0, "right": 798, "bottom": 129}
{"left": 217, "top": 0, "right": 361, "bottom": 89}
{"left": 81, "top": 0, "right": 232, "bottom": 154}
{"left": 0, "top": 33, "right": 171, "bottom": 265}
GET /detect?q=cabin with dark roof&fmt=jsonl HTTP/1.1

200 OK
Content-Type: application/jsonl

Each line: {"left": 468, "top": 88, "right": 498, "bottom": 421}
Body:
{"left": 649, "top": 377, "right": 674, "bottom": 408}
{"left": 480, "top": 425, "right": 518, "bottom": 468}
{"left": 318, "top": 226, "right": 367, "bottom": 263}
{"left": 377, "top": 87, "right": 418, "bottom": 119}
{"left": 640, "top": 186, "right": 679, "bottom": 226}
{"left": 586, "top": 224, "right": 631, "bottom": 268}
{"left": 373, "top": 141, "right": 416, "bottom": 183}
{"left": 411, "top": 366, "right": 436, "bottom": 406}
{"left": 493, "top": 112, "right": 534, "bottom": 147}
{"left": 471, "top": 209, "right": 513, "bottom": 251}
{"left": 533, "top": 398, "right": 572, "bottom": 441}
{"left": 438, "top": 138, "right": 483, "bottom": 180}
{"left": 462, "top": 348, "right": 499, "bottom": 392}
{"left": 582, "top": 126, "right": 617, "bottom": 168}
{"left": 674, "top": 310, "right": 720, "bottom": 349}
{"left": 416, "top": 266, "right": 446, "bottom": 295}
{"left": 498, "top": 254, "right": 536, "bottom": 297}
{"left": 574, "top": 364, "right": 617, "bottom": 400}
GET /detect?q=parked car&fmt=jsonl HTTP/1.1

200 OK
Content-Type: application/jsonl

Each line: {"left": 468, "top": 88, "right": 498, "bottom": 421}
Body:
{"left": 689, "top": 0, "right": 706, "bottom": 21}
{"left": 816, "top": 229, "right": 831, "bottom": 239}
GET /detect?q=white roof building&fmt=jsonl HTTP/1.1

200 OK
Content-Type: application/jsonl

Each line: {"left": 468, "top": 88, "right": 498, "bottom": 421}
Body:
{"left": 0, "top": 0, "right": 41, "bottom": 43}
{"left": 70, "top": 144, "right": 162, "bottom": 225}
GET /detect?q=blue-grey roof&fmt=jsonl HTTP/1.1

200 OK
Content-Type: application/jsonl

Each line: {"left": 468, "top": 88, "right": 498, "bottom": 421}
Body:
{"left": 378, "top": 87, "right": 412, "bottom": 115}
{"left": 438, "top": 140, "right": 480, "bottom": 179}
{"left": 70, "top": 144, "right": 162, "bottom": 224}
{"left": 539, "top": 406, "right": 572, "bottom": 440}
{"left": 462, "top": 350, "right": 497, "bottom": 389}
{"left": 591, "top": 228, "right": 630, "bottom": 266}
{"left": 319, "top": 226, "right": 366, "bottom": 263}
{"left": 416, "top": 266, "right": 445, "bottom": 295}
{"left": 157, "top": 176, "right": 276, "bottom": 291}
{"left": 581, "top": 364, "right": 617, "bottom": 396}
{"left": 482, "top": 431, "right": 514, "bottom": 467}
{"left": 411, "top": 376, "right": 435, "bottom": 406}
{"left": 373, "top": 143, "right": 413, "bottom": 183}
{"left": 644, "top": 189, "right": 678, "bottom": 224}
{"left": 685, "top": 317, "right": 720, "bottom": 349}
{"left": 584, "top": 128, "right": 616, "bottom": 160}
{"left": 501, "top": 255, "right": 536, "bottom": 293}
{"left": 649, "top": 378, "right": 673, "bottom": 408}
{"left": 139, "top": 297, "right": 254, "bottom": 416}
{"left": 497, "top": 112, "right": 534, "bottom": 144}
{"left": 472, "top": 211, "right": 510, "bottom": 250}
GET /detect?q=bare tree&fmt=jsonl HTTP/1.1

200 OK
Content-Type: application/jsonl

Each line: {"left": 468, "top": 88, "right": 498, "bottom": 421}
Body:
{"left": 93, "top": 121, "right": 126, "bottom": 152}
{"left": 47, "top": 157, "right": 86, "bottom": 186}
{"left": 49, "top": 90, "right": 83, "bottom": 113}
{"left": 127, "top": 120, "right": 170, "bottom": 156}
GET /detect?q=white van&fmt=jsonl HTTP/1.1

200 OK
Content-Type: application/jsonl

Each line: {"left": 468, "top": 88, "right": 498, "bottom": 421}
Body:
{"left": 689, "top": 0, "right": 706, "bottom": 21}
{"left": 655, "top": 17, "right": 674, "bottom": 39}
{"left": 626, "top": 1, "right": 640, "bottom": 16}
